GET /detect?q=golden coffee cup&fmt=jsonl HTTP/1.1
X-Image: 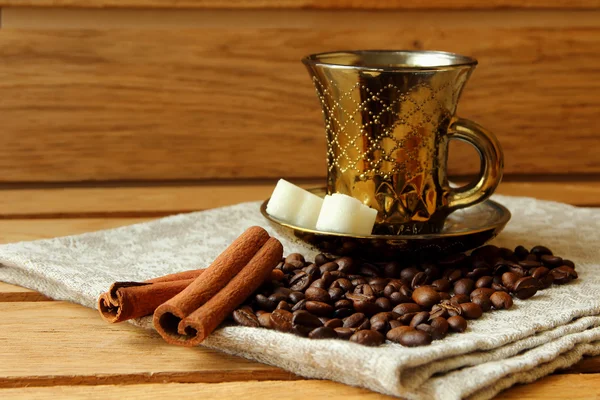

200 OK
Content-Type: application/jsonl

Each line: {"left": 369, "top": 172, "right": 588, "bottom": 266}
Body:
{"left": 303, "top": 50, "right": 504, "bottom": 235}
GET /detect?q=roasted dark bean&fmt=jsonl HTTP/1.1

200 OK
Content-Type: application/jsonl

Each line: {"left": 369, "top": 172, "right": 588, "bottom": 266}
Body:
{"left": 491, "top": 283, "right": 509, "bottom": 292}
{"left": 314, "top": 253, "right": 329, "bottom": 266}
{"left": 359, "top": 263, "right": 380, "bottom": 277}
{"left": 310, "top": 278, "right": 329, "bottom": 290}
{"left": 389, "top": 291, "right": 411, "bottom": 305}
{"left": 269, "top": 292, "right": 289, "bottom": 304}
{"left": 309, "top": 326, "right": 338, "bottom": 339}
{"left": 257, "top": 312, "right": 273, "bottom": 328}
{"left": 475, "top": 276, "right": 494, "bottom": 288}
{"left": 551, "top": 266, "right": 578, "bottom": 284}
{"left": 411, "top": 272, "right": 428, "bottom": 288}
{"left": 429, "top": 304, "right": 449, "bottom": 319}
{"left": 429, "top": 317, "right": 449, "bottom": 340}
{"left": 447, "top": 315, "right": 468, "bottom": 332}
{"left": 351, "top": 278, "right": 367, "bottom": 287}
{"left": 518, "top": 260, "right": 542, "bottom": 269}
{"left": 292, "top": 310, "right": 323, "bottom": 328}
{"left": 288, "top": 291, "right": 305, "bottom": 303}
{"left": 490, "top": 291, "right": 513, "bottom": 310}
{"left": 343, "top": 312, "right": 367, "bottom": 328}
{"left": 531, "top": 245, "right": 553, "bottom": 257}
{"left": 386, "top": 326, "right": 414, "bottom": 343}
{"left": 470, "top": 287, "right": 496, "bottom": 299}
{"left": 305, "top": 287, "right": 330, "bottom": 303}
{"left": 349, "top": 330, "right": 385, "bottom": 346}
{"left": 398, "top": 328, "right": 433, "bottom": 347}
{"left": 334, "top": 299, "right": 352, "bottom": 309}
{"left": 270, "top": 309, "right": 293, "bottom": 332}
{"left": 353, "top": 300, "right": 380, "bottom": 316}
{"left": 319, "top": 262, "right": 339, "bottom": 274}
{"left": 460, "top": 302, "right": 483, "bottom": 319}
{"left": 393, "top": 303, "right": 423, "bottom": 316}
{"left": 446, "top": 269, "right": 463, "bottom": 283}
{"left": 400, "top": 267, "right": 421, "bottom": 285}
{"left": 384, "top": 261, "right": 402, "bottom": 278}
{"left": 304, "top": 264, "right": 321, "bottom": 279}
{"left": 389, "top": 320, "right": 403, "bottom": 329}
{"left": 454, "top": 278, "right": 475, "bottom": 296}
{"left": 562, "top": 259, "right": 576, "bottom": 269}
{"left": 502, "top": 272, "right": 521, "bottom": 291}
{"left": 471, "top": 294, "right": 492, "bottom": 312}
{"left": 439, "top": 292, "right": 451, "bottom": 301}
{"left": 332, "top": 307, "right": 354, "bottom": 319}
{"left": 289, "top": 272, "right": 311, "bottom": 292}
{"left": 292, "top": 324, "right": 312, "bottom": 337}
{"left": 233, "top": 308, "right": 260, "bottom": 327}
{"left": 255, "top": 294, "right": 276, "bottom": 311}
{"left": 336, "top": 257, "right": 356, "bottom": 274}
{"left": 305, "top": 301, "right": 334, "bottom": 316}
{"left": 514, "top": 245, "right": 529, "bottom": 259}
{"left": 432, "top": 278, "right": 451, "bottom": 292}
{"left": 335, "top": 278, "right": 354, "bottom": 292}
{"left": 274, "top": 287, "right": 292, "bottom": 297}
{"left": 286, "top": 253, "right": 305, "bottom": 264}
{"left": 324, "top": 318, "right": 343, "bottom": 329}
{"left": 276, "top": 301, "right": 291, "bottom": 311}
{"left": 375, "top": 297, "right": 392, "bottom": 311}
{"left": 291, "top": 299, "right": 307, "bottom": 312}
{"left": 409, "top": 311, "right": 430, "bottom": 328}
{"left": 450, "top": 294, "right": 470, "bottom": 304}
{"left": 512, "top": 277, "right": 540, "bottom": 300}
{"left": 335, "top": 327, "right": 356, "bottom": 340}
{"left": 282, "top": 262, "right": 300, "bottom": 273}
{"left": 412, "top": 286, "right": 441, "bottom": 308}
{"left": 328, "top": 287, "right": 345, "bottom": 302}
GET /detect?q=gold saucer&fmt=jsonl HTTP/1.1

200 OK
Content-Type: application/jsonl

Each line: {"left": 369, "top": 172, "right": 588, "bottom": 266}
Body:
{"left": 260, "top": 188, "right": 511, "bottom": 261}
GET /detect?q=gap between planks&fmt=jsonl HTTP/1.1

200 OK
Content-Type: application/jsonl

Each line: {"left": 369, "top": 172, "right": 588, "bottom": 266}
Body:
{"left": 0, "top": 181, "right": 598, "bottom": 219}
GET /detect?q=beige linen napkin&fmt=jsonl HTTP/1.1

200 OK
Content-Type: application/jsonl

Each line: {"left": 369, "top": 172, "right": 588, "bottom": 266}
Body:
{"left": 0, "top": 194, "right": 599, "bottom": 399}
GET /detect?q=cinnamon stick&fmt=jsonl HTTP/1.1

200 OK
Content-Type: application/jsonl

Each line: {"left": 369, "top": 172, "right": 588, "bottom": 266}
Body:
{"left": 178, "top": 237, "right": 283, "bottom": 346}
{"left": 98, "top": 277, "right": 197, "bottom": 323}
{"left": 153, "top": 226, "right": 271, "bottom": 344}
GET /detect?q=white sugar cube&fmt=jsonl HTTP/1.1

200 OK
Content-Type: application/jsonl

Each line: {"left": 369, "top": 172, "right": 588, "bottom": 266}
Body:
{"left": 294, "top": 191, "right": 324, "bottom": 230}
{"left": 266, "top": 179, "right": 307, "bottom": 224}
{"left": 354, "top": 205, "right": 378, "bottom": 235}
{"left": 316, "top": 193, "right": 377, "bottom": 235}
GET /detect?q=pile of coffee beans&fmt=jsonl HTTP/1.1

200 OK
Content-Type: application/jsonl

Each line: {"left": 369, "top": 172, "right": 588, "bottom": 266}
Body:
{"left": 232, "top": 245, "right": 578, "bottom": 347}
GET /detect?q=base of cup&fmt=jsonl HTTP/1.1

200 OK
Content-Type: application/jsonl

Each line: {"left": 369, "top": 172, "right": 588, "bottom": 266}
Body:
{"left": 372, "top": 218, "right": 446, "bottom": 236}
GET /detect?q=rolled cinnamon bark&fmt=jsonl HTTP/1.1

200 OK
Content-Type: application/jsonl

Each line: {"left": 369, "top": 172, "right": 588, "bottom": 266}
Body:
{"left": 98, "top": 278, "right": 196, "bottom": 323}
{"left": 153, "top": 226, "right": 270, "bottom": 344}
{"left": 178, "top": 237, "right": 283, "bottom": 346}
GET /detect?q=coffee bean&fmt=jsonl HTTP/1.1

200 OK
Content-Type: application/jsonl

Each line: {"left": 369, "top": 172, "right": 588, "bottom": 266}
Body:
{"left": 562, "top": 259, "right": 576, "bottom": 269}
{"left": 393, "top": 303, "right": 422, "bottom": 316}
{"left": 334, "top": 299, "right": 352, "bottom": 309}
{"left": 291, "top": 299, "right": 307, "bottom": 312}
{"left": 329, "top": 271, "right": 347, "bottom": 279}
{"left": 490, "top": 291, "right": 513, "bottom": 309}
{"left": 233, "top": 308, "right": 260, "bottom": 327}
{"left": 531, "top": 266, "right": 550, "bottom": 280}
{"left": 318, "top": 316, "right": 330, "bottom": 325}
{"left": 446, "top": 269, "right": 463, "bottom": 283}
{"left": 416, "top": 324, "right": 435, "bottom": 336}
{"left": 375, "top": 297, "right": 392, "bottom": 311}
{"left": 286, "top": 253, "right": 305, "bottom": 264}
{"left": 353, "top": 300, "right": 380, "bottom": 316}
{"left": 282, "top": 262, "right": 300, "bottom": 273}
{"left": 359, "top": 263, "right": 380, "bottom": 277}
{"left": 336, "top": 257, "right": 356, "bottom": 274}
{"left": 409, "top": 311, "right": 430, "bottom": 328}
{"left": 354, "top": 283, "right": 375, "bottom": 297}
{"left": 460, "top": 302, "right": 483, "bottom": 319}
{"left": 531, "top": 245, "right": 553, "bottom": 257}
{"left": 257, "top": 312, "right": 273, "bottom": 328}
{"left": 512, "top": 277, "right": 540, "bottom": 300}
{"left": 255, "top": 294, "right": 276, "bottom": 311}
{"left": 389, "top": 320, "right": 403, "bottom": 329}
{"left": 400, "top": 267, "right": 421, "bottom": 284}
{"left": 346, "top": 292, "right": 375, "bottom": 303}
{"left": 334, "top": 278, "right": 354, "bottom": 292}
{"left": 551, "top": 266, "right": 578, "bottom": 284}
{"left": 332, "top": 307, "right": 354, "bottom": 319}
{"left": 454, "top": 278, "right": 475, "bottom": 296}
{"left": 492, "top": 283, "right": 509, "bottom": 292}
{"left": 439, "top": 292, "right": 451, "bottom": 301}
{"left": 411, "top": 272, "right": 428, "bottom": 288}
{"left": 334, "top": 327, "right": 356, "bottom": 340}
{"left": 349, "top": 330, "right": 385, "bottom": 346}
{"left": 343, "top": 312, "right": 367, "bottom": 328}
{"left": 292, "top": 324, "right": 312, "bottom": 337}
{"left": 351, "top": 278, "right": 367, "bottom": 287}
{"left": 305, "top": 301, "right": 334, "bottom": 316}
{"left": 440, "top": 300, "right": 463, "bottom": 317}
{"left": 311, "top": 278, "right": 329, "bottom": 290}
{"left": 274, "top": 287, "right": 292, "bottom": 297}
{"left": 470, "top": 287, "right": 496, "bottom": 299}
{"left": 319, "top": 262, "right": 339, "bottom": 274}
{"left": 518, "top": 260, "right": 542, "bottom": 269}
{"left": 450, "top": 294, "right": 470, "bottom": 304}
{"left": 370, "top": 319, "right": 389, "bottom": 333}
{"left": 502, "top": 272, "right": 521, "bottom": 291}
{"left": 388, "top": 291, "right": 410, "bottom": 305}
{"left": 386, "top": 326, "right": 414, "bottom": 343}
{"left": 276, "top": 301, "right": 291, "bottom": 311}
{"left": 288, "top": 291, "right": 305, "bottom": 303}
{"left": 475, "top": 276, "right": 494, "bottom": 288}
{"left": 429, "top": 317, "right": 449, "bottom": 340}
{"left": 430, "top": 304, "right": 449, "bottom": 319}
{"left": 314, "top": 253, "right": 329, "bottom": 266}
{"left": 289, "top": 272, "right": 311, "bottom": 292}
{"left": 304, "top": 264, "right": 321, "bottom": 279}
{"left": 270, "top": 309, "right": 293, "bottom": 332}
{"left": 292, "top": 310, "right": 323, "bottom": 328}
{"left": 305, "top": 287, "right": 330, "bottom": 303}
{"left": 412, "top": 286, "right": 441, "bottom": 309}
{"left": 508, "top": 263, "right": 527, "bottom": 276}
{"left": 525, "top": 253, "right": 538, "bottom": 261}
{"left": 432, "top": 278, "right": 451, "bottom": 292}
{"left": 397, "top": 328, "right": 432, "bottom": 347}
{"left": 328, "top": 287, "right": 345, "bottom": 302}
{"left": 309, "top": 326, "right": 338, "bottom": 339}
{"left": 467, "top": 266, "right": 492, "bottom": 280}
{"left": 514, "top": 245, "right": 529, "bottom": 259}
{"left": 471, "top": 294, "right": 492, "bottom": 312}
{"left": 324, "top": 318, "right": 343, "bottom": 329}
{"left": 447, "top": 315, "right": 468, "bottom": 332}
{"left": 384, "top": 261, "right": 402, "bottom": 278}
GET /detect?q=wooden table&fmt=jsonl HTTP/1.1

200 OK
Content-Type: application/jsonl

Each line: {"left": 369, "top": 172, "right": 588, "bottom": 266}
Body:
{"left": 1, "top": 182, "right": 599, "bottom": 399}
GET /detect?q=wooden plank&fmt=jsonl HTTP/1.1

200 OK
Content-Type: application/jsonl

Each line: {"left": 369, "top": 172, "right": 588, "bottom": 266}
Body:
{"left": 0, "top": 374, "right": 599, "bottom": 399}
{"left": 0, "top": 181, "right": 598, "bottom": 218}
{"left": 0, "top": 301, "right": 296, "bottom": 387}
{"left": 0, "top": 282, "right": 51, "bottom": 302}
{"left": 0, "top": 14, "right": 599, "bottom": 182}
{"left": 1, "top": 0, "right": 598, "bottom": 10}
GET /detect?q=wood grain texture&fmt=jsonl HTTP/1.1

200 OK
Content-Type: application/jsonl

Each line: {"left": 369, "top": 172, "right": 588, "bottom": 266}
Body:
{"left": 0, "top": 181, "right": 598, "bottom": 218}
{"left": 0, "top": 14, "right": 599, "bottom": 182}
{"left": 0, "top": 374, "right": 599, "bottom": 399}
{"left": 1, "top": 0, "right": 599, "bottom": 9}
{"left": 0, "top": 283, "right": 51, "bottom": 302}
{"left": 0, "top": 301, "right": 296, "bottom": 387}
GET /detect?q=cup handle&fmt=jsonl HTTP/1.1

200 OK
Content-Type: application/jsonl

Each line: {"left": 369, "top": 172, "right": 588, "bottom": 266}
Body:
{"left": 446, "top": 117, "right": 504, "bottom": 212}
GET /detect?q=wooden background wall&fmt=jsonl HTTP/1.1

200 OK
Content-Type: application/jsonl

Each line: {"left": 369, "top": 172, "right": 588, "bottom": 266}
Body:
{"left": 0, "top": 0, "right": 598, "bottom": 216}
